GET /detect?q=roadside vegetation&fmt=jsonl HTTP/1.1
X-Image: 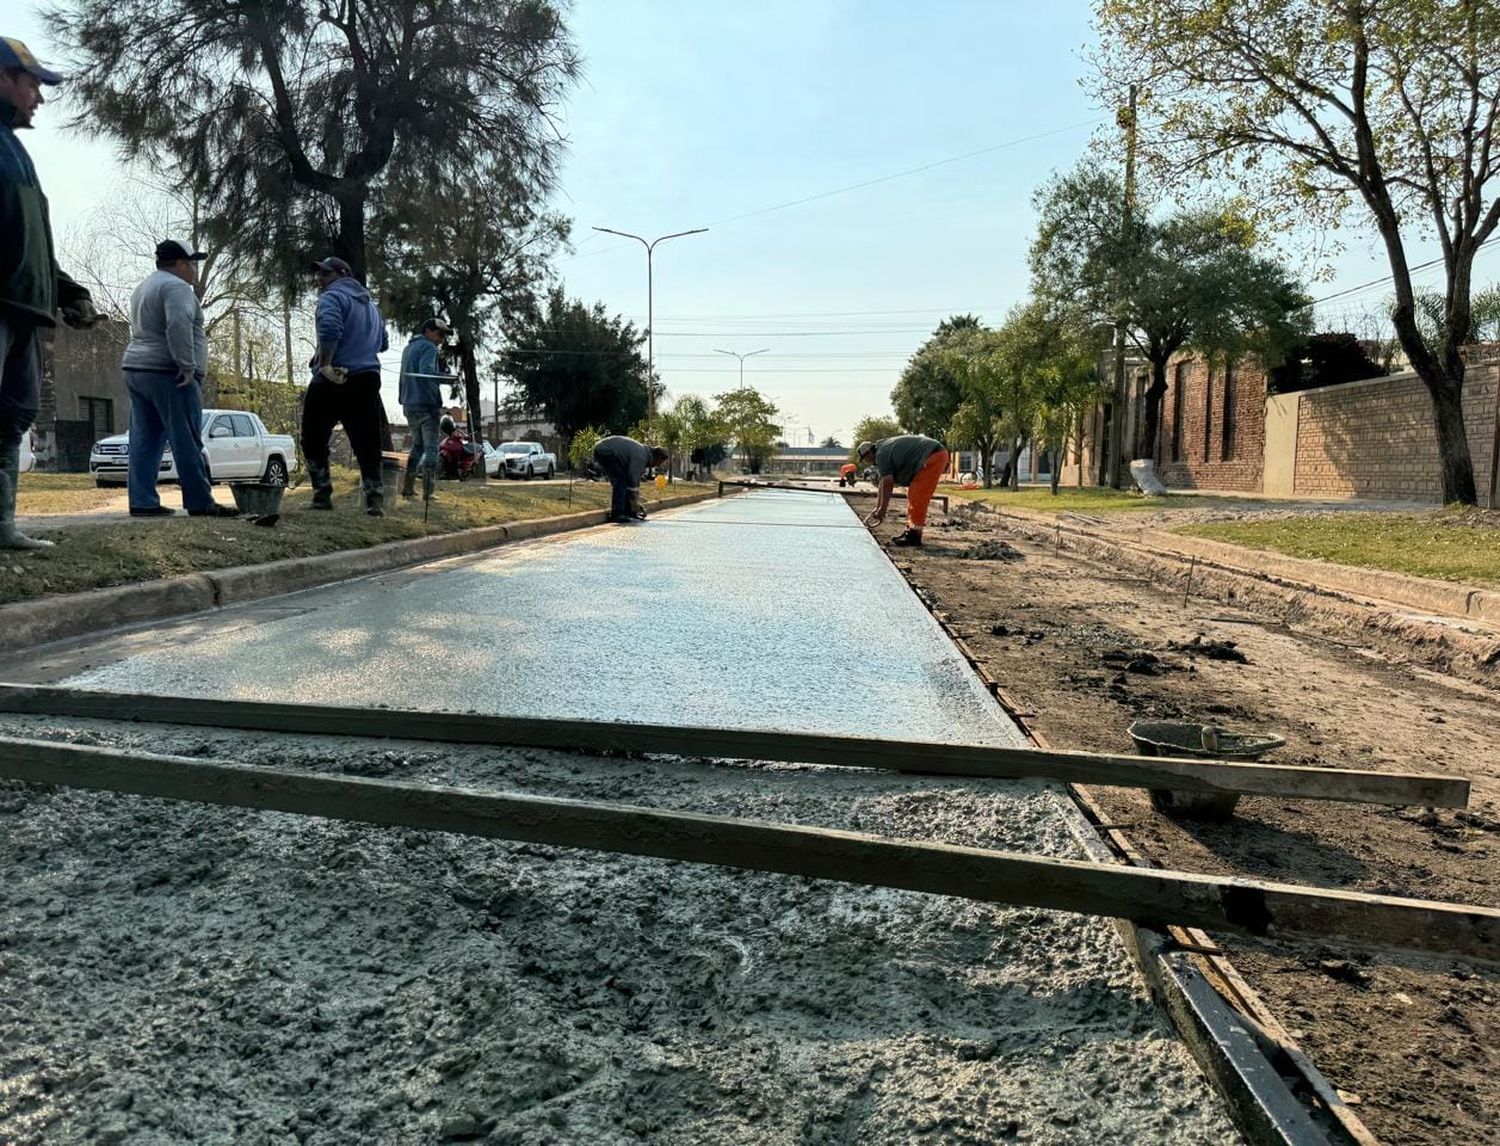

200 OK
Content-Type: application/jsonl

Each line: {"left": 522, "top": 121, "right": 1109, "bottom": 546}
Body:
{"left": 0, "top": 472, "right": 711, "bottom": 606}
{"left": 952, "top": 485, "right": 1241, "bottom": 515}
{"left": 1177, "top": 509, "right": 1500, "bottom": 587}
{"left": 15, "top": 473, "right": 126, "bottom": 515}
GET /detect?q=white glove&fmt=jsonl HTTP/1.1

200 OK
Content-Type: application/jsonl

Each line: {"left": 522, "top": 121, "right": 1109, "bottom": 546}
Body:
{"left": 318, "top": 364, "right": 348, "bottom": 385}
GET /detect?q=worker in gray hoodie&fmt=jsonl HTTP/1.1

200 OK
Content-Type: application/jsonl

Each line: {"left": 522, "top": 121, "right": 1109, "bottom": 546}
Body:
{"left": 592, "top": 434, "right": 668, "bottom": 523}
{"left": 398, "top": 317, "right": 452, "bottom": 501}
{"left": 118, "top": 240, "right": 236, "bottom": 517}
{"left": 302, "top": 256, "right": 389, "bottom": 515}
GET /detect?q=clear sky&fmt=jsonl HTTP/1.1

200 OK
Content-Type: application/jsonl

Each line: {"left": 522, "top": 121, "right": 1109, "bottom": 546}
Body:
{"left": 11, "top": 1, "right": 1500, "bottom": 443}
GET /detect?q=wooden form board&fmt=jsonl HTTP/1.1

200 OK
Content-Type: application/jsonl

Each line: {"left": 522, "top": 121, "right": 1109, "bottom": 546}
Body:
{"left": 0, "top": 735, "right": 1494, "bottom": 961}
{"left": 0, "top": 684, "right": 1468, "bottom": 809}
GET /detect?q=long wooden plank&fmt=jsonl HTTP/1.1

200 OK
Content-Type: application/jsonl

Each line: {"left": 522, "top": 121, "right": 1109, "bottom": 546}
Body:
{"left": 0, "top": 683, "right": 1468, "bottom": 809}
{"left": 0, "top": 735, "right": 1493, "bottom": 961}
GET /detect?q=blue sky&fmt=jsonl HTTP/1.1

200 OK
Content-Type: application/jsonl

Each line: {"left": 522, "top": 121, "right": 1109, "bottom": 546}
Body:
{"left": 12, "top": 1, "right": 1498, "bottom": 442}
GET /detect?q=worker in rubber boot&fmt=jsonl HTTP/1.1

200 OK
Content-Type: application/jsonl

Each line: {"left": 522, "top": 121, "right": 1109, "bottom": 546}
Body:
{"left": 857, "top": 434, "right": 949, "bottom": 547}
{"left": 301, "top": 256, "right": 389, "bottom": 516}
{"left": 0, "top": 38, "right": 98, "bottom": 551}
{"left": 592, "top": 435, "right": 668, "bottom": 523}
{"left": 398, "top": 317, "right": 451, "bottom": 502}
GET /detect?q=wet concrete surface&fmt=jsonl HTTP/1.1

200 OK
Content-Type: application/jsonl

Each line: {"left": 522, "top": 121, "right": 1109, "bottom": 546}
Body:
{"left": 61, "top": 491, "right": 1026, "bottom": 747}
{"left": 0, "top": 491, "right": 1240, "bottom": 1143}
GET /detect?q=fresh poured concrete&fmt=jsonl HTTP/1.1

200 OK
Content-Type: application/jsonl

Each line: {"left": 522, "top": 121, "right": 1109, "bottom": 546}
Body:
{"left": 63, "top": 491, "right": 1025, "bottom": 746}
{"left": 0, "top": 492, "right": 1239, "bottom": 1143}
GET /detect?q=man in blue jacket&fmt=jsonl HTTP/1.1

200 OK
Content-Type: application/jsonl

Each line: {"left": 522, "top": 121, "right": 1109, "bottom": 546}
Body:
{"left": 0, "top": 37, "right": 98, "bottom": 550}
{"left": 302, "top": 256, "right": 389, "bottom": 515}
{"left": 398, "top": 317, "right": 452, "bottom": 501}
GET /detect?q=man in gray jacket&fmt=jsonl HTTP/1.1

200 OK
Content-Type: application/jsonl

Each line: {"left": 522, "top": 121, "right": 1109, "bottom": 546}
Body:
{"left": 592, "top": 434, "right": 668, "bottom": 524}
{"left": 119, "top": 239, "right": 235, "bottom": 517}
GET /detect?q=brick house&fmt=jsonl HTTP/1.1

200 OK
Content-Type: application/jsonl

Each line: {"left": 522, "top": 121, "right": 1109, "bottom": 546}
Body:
{"left": 1153, "top": 356, "right": 1269, "bottom": 493}
{"left": 36, "top": 318, "right": 132, "bottom": 471}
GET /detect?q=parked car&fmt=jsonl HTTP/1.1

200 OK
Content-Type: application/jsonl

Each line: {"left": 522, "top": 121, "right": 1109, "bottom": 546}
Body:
{"left": 90, "top": 409, "right": 298, "bottom": 488}
{"left": 491, "top": 440, "right": 556, "bottom": 480}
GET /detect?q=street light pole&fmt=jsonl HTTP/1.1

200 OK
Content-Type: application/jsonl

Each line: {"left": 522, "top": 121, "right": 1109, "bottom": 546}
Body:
{"left": 592, "top": 225, "right": 709, "bottom": 424}
{"left": 713, "top": 347, "right": 770, "bottom": 387}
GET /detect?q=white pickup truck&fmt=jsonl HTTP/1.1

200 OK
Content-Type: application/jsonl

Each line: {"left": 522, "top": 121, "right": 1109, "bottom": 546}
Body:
{"left": 490, "top": 440, "right": 556, "bottom": 480}
{"left": 90, "top": 409, "right": 299, "bottom": 488}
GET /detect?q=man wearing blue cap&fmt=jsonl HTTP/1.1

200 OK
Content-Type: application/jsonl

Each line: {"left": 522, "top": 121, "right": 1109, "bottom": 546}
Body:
{"left": 0, "top": 36, "right": 98, "bottom": 550}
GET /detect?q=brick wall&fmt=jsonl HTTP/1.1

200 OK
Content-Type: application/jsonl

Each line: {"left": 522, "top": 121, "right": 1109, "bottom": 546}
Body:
{"left": 1155, "top": 356, "right": 1268, "bottom": 493}
{"left": 1290, "top": 365, "right": 1499, "bottom": 502}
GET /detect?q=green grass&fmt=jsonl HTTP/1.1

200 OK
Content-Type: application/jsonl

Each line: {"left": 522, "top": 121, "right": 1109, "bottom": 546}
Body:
{"left": 0, "top": 475, "right": 712, "bottom": 605}
{"left": 951, "top": 484, "right": 1242, "bottom": 515}
{"left": 1177, "top": 508, "right": 1500, "bottom": 586}
{"left": 16, "top": 472, "right": 121, "bottom": 515}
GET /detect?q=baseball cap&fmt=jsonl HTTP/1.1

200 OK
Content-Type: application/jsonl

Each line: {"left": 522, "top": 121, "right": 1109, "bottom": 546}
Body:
{"left": 856, "top": 440, "right": 875, "bottom": 459}
{"left": 311, "top": 256, "right": 354, "bottom": 275}
{"left": 0, "top": 37, "right": 64, "bottom": 85}
{"left": 155, "top": 239, "right": 207, "bottom": 263}
{"left": 422, "top": 317, "right": 452, "bottom": 334}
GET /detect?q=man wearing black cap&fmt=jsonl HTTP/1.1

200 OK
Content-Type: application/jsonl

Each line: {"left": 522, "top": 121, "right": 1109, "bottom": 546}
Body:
{"left": 398, "top": 317, "right": 453, "bottom": 501}
{"left": 303, "top": 256, "right": 390, "bottom": 515}
{"left": 118, "top": 240, "right": 235, "bottom": 517}
{"left": 0, "top": 36, "right": 99, "bottom": 549}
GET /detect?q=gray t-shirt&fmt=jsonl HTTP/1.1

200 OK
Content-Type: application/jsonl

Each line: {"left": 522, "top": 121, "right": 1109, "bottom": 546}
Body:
{"left": 593, "top": 435, "right": 653, "bottom": 485}
{"left": 873, "top": 435, "right": 943, "bottom": 486}
{"left": 120, "top": 269, "right": 207, "bottom": 377}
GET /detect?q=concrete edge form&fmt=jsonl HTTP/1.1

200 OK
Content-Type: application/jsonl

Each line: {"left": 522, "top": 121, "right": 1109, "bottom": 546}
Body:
{"left": 877, "top": 523, "right": 1379, "bottom": 1146}
{"left": 0, "top": 490, "right": 724, "bottom": 654}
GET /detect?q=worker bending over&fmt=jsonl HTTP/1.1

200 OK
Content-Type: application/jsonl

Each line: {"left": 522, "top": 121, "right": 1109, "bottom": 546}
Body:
{"left": 592, "top": 435, "right": 669, "bottom": 524}
{"left": 856, "top": 434, "right": 950, "bottom": 547}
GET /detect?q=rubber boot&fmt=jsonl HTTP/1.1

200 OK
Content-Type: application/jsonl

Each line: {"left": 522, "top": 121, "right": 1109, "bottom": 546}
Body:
{"left": 890, "top": 528, "right": 923, "bottom": 547}
{"left": 0, "top": 461, "right": 52, "bottom": 550}
{"left": 308, "top": 462, "right": 334, "bottom": 510}
{"left": 399, "top": 467, "right": 417, "bottom": 499}
{"left": 363, "top": 479, "right": 385, "bottom": 518}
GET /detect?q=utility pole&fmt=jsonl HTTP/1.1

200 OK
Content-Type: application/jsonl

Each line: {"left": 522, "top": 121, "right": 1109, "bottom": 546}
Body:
{"left": 712, "top": 347, "right": 770, "bottom": 387}
{"left": 1106, "top": 84, "right": 1139, "bottom": 489}
{"left": 592, "top": 225, "right": 709, "bottom": 424}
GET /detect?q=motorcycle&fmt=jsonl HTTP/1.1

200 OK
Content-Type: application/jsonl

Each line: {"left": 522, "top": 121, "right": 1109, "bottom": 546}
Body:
{"left": 437, "top": 415, "right": 482, "bottom": 481}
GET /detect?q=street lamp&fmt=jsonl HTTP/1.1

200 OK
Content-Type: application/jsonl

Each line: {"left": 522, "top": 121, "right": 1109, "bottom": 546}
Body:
{"left": 713, "top": 347, "right": 770, "bottom": 387}
{"left": 592, "top": 225, "right": 708, "bottom": 423}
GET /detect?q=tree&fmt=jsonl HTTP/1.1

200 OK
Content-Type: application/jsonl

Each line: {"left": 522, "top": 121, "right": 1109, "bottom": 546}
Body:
{"left": 567, "top": 426, "right": 604, "bottom": 472}
{"left": 1032, "top": 163, "right": 1308, "bottom": 462}
{"left": 374, "top": 159, "right": 568, "bottom": 446}
{"left": 1270, "top": 332, "right": 1389, "bottom": 394}
{"left": 820, "top": 435, "right": 843, "bottom": 449}
{"left": 713, "top": 387, "right": 781, "bottom": 473}
{"left": 890, "top": 315, "right": 982, "bottom": 437}
{"left": 498, "top": 289, "right": 651, "bottom": 442}
{"left": 849, "top": 416, "right": 902, "bottom": 462}
{"left": 50, "top": 0, "right": 580, "bottom": 288}
{"left": 1093, "top": 0, "right": 1500, "bottom": 503}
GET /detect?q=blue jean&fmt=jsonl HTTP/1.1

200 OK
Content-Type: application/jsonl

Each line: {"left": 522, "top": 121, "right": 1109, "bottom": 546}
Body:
{"left": 124, "top": 369, "right": 214, "bottom": 511}
{"left": 0, "top": 315, "right": 40, "bottom": 459}
{"left": 404, "top": 408, "right": 441, "bottom": 474}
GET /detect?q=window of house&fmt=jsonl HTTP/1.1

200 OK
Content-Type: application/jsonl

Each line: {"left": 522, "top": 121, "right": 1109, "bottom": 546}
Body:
{"left": 1222, "top": 362, "right": 1239, "bottom": 459}
{"left": 79, "top": 396, "right": 114, "bottom": 439}
{"left": 1171, "top": 361, "right": 1189, "bottom": 460}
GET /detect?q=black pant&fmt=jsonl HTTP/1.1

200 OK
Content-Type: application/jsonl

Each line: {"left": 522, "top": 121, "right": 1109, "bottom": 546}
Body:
{"left": 594, "top": 452, "right": 635, "bottom": 518}
{"left": 301, "top": 372, "right": 384, "bottom": 486}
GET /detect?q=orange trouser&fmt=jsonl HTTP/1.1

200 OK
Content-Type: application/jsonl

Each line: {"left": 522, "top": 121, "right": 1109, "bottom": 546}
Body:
{"left": 906, "top": 448, "right": 949, "bottom": 528}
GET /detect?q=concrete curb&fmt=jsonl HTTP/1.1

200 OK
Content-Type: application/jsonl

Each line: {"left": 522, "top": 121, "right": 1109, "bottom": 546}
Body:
{"left": 965, "top": 503, "right": 1500, "bottom": 683}
{"left": 962, "top": 500, "right": 1500, "bottom": 633}
{"left": 1, "top": 490, "right": 720, "bottom": 653}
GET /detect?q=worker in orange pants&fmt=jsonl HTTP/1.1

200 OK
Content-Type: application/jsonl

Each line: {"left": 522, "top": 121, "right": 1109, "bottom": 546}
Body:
{"left": 838, "top": 462, "right": 858, "bottom": 487}
{"left": 856, "top": 435, "right": 950, "bottom": 547}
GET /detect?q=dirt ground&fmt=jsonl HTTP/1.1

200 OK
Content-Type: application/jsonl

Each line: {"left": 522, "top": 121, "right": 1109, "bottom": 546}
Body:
{"left": 872, "top": 502, "right": 1499, "bottom": 1146}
